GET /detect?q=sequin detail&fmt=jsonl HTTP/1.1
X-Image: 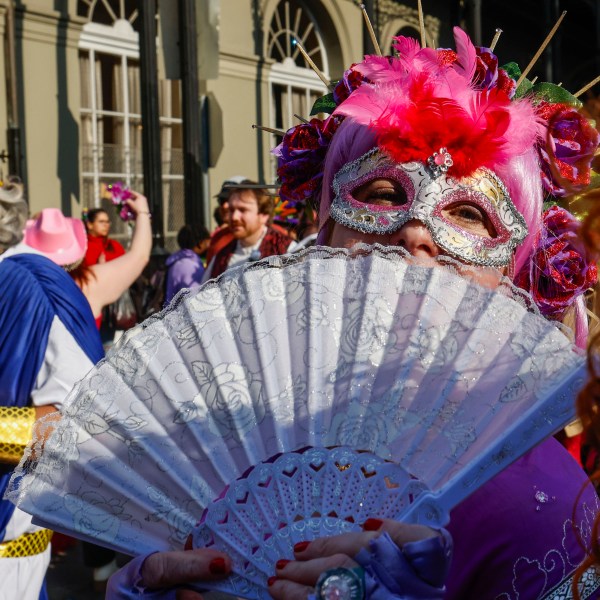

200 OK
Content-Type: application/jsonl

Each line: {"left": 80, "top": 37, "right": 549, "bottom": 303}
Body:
{"left": 534, "top": 485, "right": 557, "bottom": 511}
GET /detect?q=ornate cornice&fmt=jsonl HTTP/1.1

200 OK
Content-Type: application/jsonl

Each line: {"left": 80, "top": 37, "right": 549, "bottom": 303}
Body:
{"left": 378, "top": 0, "right": 440, "bottom": 37}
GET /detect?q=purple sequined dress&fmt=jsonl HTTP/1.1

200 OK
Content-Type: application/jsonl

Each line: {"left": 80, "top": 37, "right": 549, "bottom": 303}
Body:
{"left": 446, "top": 437, "right": 600, "bottom": 599}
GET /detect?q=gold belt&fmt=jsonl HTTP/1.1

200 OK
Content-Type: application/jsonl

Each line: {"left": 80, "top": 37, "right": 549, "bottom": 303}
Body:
{"left": 0, "top": 529, "right": 53, "bottom": 558}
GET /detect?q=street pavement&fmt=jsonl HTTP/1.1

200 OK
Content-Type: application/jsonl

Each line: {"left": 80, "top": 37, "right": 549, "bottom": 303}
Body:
{"left": 47, "top": 540, "right": 106, "bottom": 600}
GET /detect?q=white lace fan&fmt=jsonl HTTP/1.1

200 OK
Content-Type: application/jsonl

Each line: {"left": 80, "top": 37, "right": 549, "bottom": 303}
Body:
{"left": 7, "top": 245, "right": 584, "bottom": 593}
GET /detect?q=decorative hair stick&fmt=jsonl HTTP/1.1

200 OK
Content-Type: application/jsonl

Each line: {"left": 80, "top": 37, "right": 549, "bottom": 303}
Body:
{"left": 252, "top": 124, "right": 286, "bottom": 136}
{"left": 575, "top": 74, "right": 600, "bottom": 98}
{"left": 359, "top": 4, "right": 382, "bottom": 56}
{"left": 293, "top": 40, "right": 332, "bottom": 89}
{"left": 417, "top": 0, "right": 426, "bottom": 48}
{"left": 516, "top": 11, "right": 566, "bottom": 88}
{"left": 294, "top": 113, "right": 310, "bottom": 124}
{"left": 489, "top": 28, "right": 502, "bottom": 52}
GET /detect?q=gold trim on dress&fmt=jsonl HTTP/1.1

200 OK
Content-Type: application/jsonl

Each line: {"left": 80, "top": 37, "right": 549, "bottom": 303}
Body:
{"left": 0, "top": 406, "right": 35, "bottom": 464}
{"left": 0, "top": 529, "right": 53, "bottom": 558}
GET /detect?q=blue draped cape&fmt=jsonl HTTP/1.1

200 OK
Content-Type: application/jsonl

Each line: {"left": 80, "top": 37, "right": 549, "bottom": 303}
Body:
{"left": 0, "top": 253, "right": 103, "bottom": 536}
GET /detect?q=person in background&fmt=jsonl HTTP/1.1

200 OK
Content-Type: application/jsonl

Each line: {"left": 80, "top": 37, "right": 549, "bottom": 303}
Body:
{"left": 0, "top": 180, "right": 103, "bottom": 600}
{"left": 82, "top": 207, "right": 125, "bottom": 267}
{"left": 202, "top": 181, "right": 295, "bottom": 281}
{"left": 292, "top": 209, "right": 319, "bottom": 252}
{"left": 165, "top": 223, "right": 210, "bottom": 304}
{"left": 25, "top": 194, "right": 152, "bottom": 326}
{"left": 206, "top": 175, "right": 248, "bottom": 265}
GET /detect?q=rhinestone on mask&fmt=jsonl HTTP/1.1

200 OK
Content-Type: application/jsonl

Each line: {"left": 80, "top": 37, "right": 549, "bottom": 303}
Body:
{"left": 427, "top": 148, "right": 453, "bottom": 179}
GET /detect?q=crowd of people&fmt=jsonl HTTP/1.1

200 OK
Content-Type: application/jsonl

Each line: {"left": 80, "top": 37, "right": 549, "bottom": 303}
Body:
{"left": 2, "top": 17, "right": 600, "bottom": 600}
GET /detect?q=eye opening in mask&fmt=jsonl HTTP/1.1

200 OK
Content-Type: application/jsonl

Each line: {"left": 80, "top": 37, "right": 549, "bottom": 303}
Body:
{"left": 352, "top": 177, "right": 410, "bottom": 208}
{"left": 440, "top": 200, "right": 498, "bottom": 239}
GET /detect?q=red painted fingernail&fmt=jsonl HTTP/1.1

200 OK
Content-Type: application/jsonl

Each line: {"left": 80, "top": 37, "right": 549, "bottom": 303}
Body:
{"left": 363, "top": 518, "right": 383, "bottom": 531}
{"left": 209, "top": 557, "right": 228, "bottom": 575}
{"left": 184, "top": 535, "right": 193, "bottom": 551}
{"left": 267, "top": 576, "right": 278, "bottom": 586}
{"left": 276, "top": 559, "right": 290, "bottom": 570}
{"left": 294, "top": 541, "right": 310, "bottom": 553}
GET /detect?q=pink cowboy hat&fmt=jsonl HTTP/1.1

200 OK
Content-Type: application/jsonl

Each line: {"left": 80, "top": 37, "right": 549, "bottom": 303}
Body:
{"left": 24, "top": 208, "right": 87, "bottom": 266}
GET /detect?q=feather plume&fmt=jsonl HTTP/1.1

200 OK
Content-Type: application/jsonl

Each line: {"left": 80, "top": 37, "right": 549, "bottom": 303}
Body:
{"left": 354, "top": 55, "right": 404, "bottom": 82}
{"left": 391, "top": 36, "right": 421, "bottom": 61}
{"left": 451, "top": 26, "right": 477, "bottom": 82}
{"left": 335, "top": 28, "right": 541, "bottom": 178}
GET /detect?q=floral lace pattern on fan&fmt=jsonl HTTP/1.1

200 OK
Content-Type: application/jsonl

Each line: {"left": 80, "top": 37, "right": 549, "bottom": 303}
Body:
{"left": 6, "top": 245, "right": 584, "bottom": 559}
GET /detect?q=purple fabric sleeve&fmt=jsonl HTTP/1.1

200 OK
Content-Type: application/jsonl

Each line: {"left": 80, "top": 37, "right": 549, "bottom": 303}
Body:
{"left": 105, "top": 553, "right": 176, "bottom": 600}
{"left": 165, "top": 250, "right": 205, "bottom": 304}
{"left": 355, "top": 530, "right": 452, "bottom": 599}
{"left": 307, "top": 530, "right": 452, "bottom": 600}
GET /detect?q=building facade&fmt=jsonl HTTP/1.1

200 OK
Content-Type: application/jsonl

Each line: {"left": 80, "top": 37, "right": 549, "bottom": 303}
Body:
{"left": 0, "top": 0, "right": 597, "bottom": 248}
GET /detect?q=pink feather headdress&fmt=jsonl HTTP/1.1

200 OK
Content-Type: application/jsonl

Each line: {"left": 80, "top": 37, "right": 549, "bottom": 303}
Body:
{"left": 274, "top": 26, "right": 598, "bottom": 206}
{"left": 335, "top": 28, "right": 542, "bottom": 179}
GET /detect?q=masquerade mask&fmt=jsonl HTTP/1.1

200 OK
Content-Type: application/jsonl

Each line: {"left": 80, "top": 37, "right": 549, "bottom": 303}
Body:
{"left": 330, "top": 148, "right": 528, "bottom": 267}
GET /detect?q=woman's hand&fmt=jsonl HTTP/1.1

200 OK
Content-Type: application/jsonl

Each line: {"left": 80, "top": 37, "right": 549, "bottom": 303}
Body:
{"left": 124, "top": 191, "right": 151, "bottom": 218}
{"left": 107, "top": 549, "right": 231, "bottom": 600}
{"left": 268, "top": 518, "right": 448, "bottom": 600}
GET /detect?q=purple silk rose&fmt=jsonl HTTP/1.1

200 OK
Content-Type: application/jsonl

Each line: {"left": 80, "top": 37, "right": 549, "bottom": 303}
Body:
{"left": 273, "top": 116, "right": 341, "bottom": 206}
{"left": 333, "top": 63, "right": 367, "bottom": 106}
{"left": 515, "top": 205, "right": 598, "bottom": 317}
{"left": 472, "top": 47, "right": 517, "bottom": 99}
{"left": 537, "top": 103, "right": 599, "bottom": 197}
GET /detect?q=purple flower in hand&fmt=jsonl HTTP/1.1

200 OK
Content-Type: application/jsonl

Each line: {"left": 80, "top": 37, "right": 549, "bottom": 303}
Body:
{"left": 108, "top": 182, "right": 135, "bottom": 222}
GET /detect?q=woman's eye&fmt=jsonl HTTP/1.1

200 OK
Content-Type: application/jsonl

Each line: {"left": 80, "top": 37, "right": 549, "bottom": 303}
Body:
{"left": 453, "top": 205, "right": 484, "bottom": 222}
{"left": 442, "top": 203, "right": 497, "bottom": 238}
{"left": 353, "top": 179, "right": 408, "bottom": 207}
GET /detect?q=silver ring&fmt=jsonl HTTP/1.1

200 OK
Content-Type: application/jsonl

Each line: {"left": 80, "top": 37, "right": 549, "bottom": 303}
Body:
{"left": 315, "top": 566, "right": 365, "bottom": 600}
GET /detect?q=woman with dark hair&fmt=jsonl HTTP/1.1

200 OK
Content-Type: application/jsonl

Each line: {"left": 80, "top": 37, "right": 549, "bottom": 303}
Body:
{"left": 83, "top": 207, "right": 125, "bottom": 267}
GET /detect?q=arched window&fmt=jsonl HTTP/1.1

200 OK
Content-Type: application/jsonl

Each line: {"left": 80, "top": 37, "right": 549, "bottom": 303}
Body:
{"left": 267, "top": 1, "right": 331, "bottom": 177}
{"left": 77, "top": 0, "right": 140, "bottom": 30}
{"left": 78, "top": 0, "right": 184, "bottom": 248}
